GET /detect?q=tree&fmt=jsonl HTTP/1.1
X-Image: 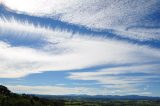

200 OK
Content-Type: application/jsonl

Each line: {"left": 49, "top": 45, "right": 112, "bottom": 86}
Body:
{"left": 0, "top": 85, "right": 11, "bottom": 95}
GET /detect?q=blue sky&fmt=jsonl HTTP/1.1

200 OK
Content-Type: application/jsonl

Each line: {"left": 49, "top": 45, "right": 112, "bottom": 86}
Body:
{"left": 0, "top": 0, "right": 160, "bottom": 96}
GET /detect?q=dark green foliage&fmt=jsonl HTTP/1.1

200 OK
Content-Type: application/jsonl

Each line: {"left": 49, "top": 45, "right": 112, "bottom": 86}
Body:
{"left": 0, "top": 85, "right": 11, "bottom": 95}
{"left": 0, "top": 94, "right": 65, "bottom": 106}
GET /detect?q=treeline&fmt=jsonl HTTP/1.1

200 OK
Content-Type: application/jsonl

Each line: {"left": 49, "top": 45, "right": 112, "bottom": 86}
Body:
{"left": 0, "top": 94, "right": 65, "bottom": 106}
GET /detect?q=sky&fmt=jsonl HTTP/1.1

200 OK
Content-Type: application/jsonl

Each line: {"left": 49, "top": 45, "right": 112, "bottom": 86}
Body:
{"left": 0, "top": 0, "right": 160, "bottom": 96}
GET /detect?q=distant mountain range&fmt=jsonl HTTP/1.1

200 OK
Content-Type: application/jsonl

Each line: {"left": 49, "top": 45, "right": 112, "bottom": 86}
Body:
{"left": 36, "top": 94, "right": 160, "bottom": 101}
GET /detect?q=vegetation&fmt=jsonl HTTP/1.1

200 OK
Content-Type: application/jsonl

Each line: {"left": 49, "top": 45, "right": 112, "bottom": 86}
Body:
{"left": 0, "top": 85, "right": 160, "bottom": 106}
{"left": 0, "top": 85, "right": 65, "bottom": 106}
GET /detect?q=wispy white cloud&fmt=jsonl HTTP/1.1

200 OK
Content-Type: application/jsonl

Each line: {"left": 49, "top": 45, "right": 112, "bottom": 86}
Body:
{"left": 0, "top": 17, "right": 70, "bottom": 43}
{"left": 2, "top": 0, "right": 77, "bottom": 15}
{"left": 7, "top": 85, "right": 105, "bottom": 95}
{"left": 68, "top": 64, "right": 160, "bottom": 94}
{"left": 0, "top": 18, "right": 160, "bottom": 78}
{"left": 2, "top": 0, "right": 158, "bottom": 28}
{"left": 68, "top": 64, "right": 160, "bottom": 84}
{"left": 69, "top": 64, "right": 160, "bottom": 77}
{"left": 7, "top": 85, "right": 152, "bottom": 96}
{"left": 2, "top": 0, "right": 160, "bottom": 41}
{"left": 114, "top": 27, "right": 160, "bottom": 41}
